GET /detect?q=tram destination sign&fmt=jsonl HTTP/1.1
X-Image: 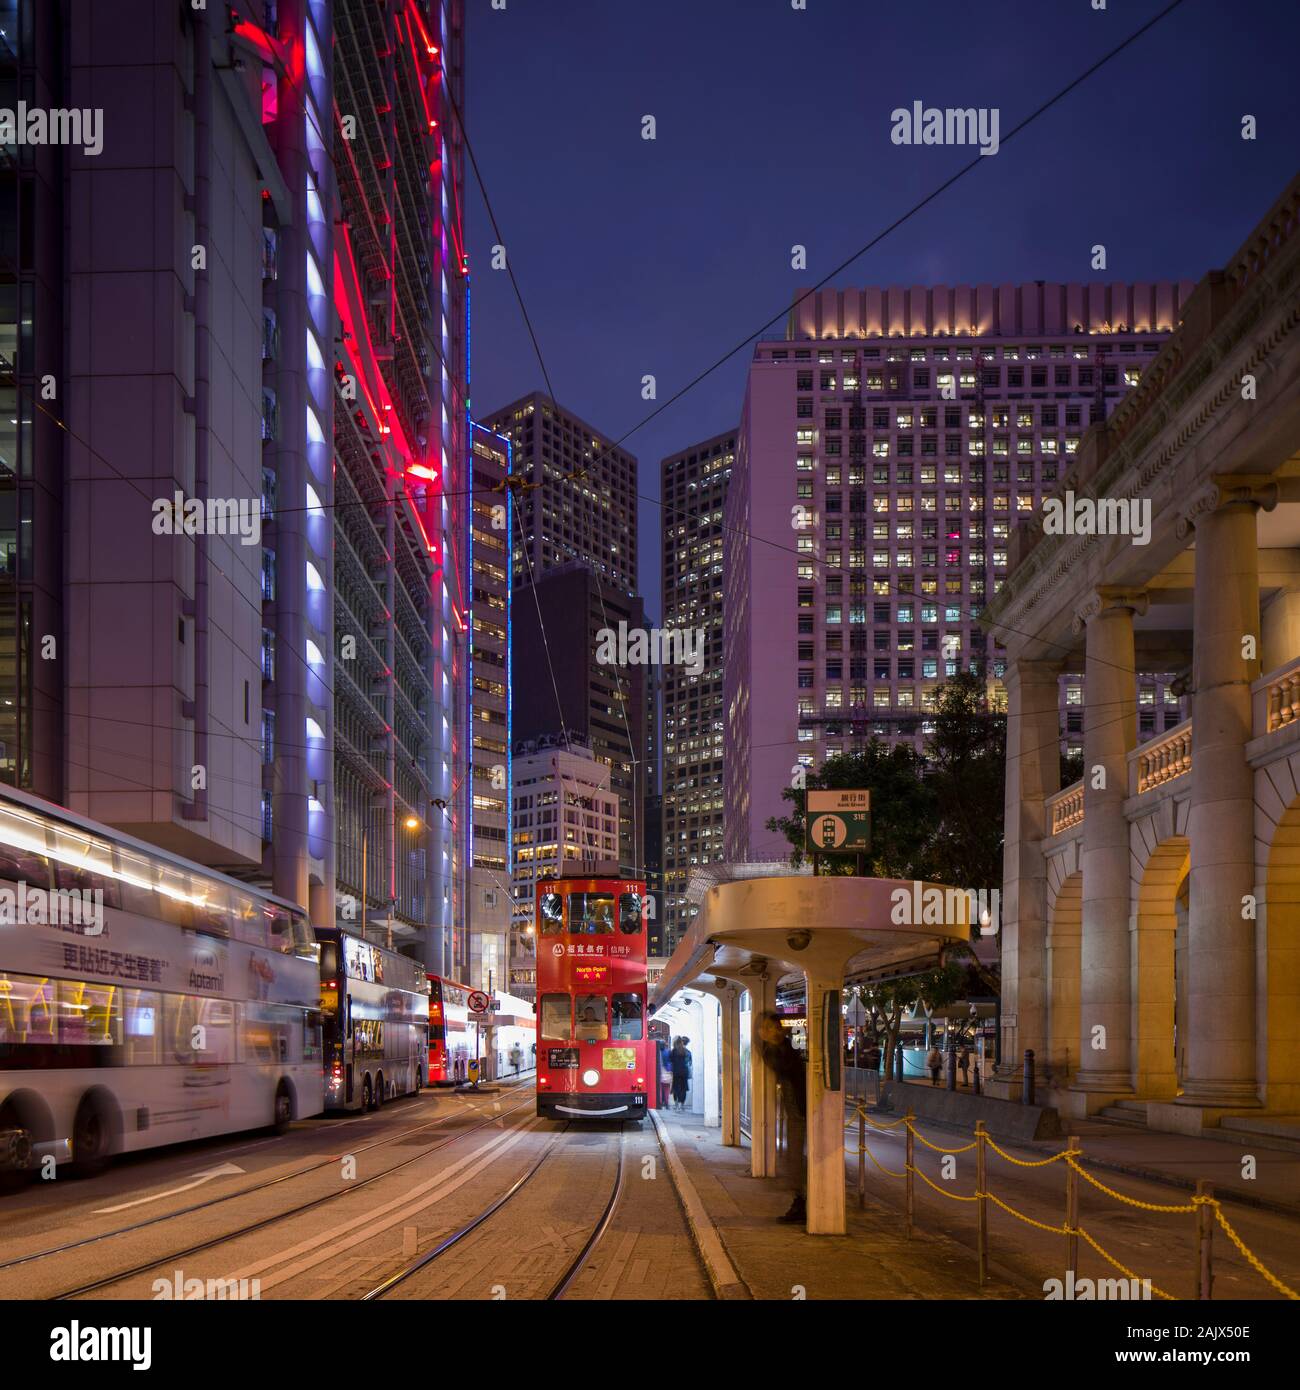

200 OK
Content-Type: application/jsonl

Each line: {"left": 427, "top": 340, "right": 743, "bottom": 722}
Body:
{"left": 805, "top": 789, "right": 871, "bottom": 854}
{"left": 548, "top": 1047, "right": 580, "bottom": 1069}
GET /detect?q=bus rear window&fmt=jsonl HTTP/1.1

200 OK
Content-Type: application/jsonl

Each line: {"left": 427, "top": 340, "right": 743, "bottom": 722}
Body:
{"left": 570, "top": 893, "right": 614, "bottom": 934}
{"left": 540, "top": 993, "right": 571, "bottom": 1041}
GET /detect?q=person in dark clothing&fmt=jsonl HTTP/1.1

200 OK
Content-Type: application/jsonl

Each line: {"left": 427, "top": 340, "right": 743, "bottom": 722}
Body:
{"left": 669, "top": 1037, "right": 692, "bottom": 1109}
{"left": 759, "top": 1011, "right": 807, "bottom": 1223}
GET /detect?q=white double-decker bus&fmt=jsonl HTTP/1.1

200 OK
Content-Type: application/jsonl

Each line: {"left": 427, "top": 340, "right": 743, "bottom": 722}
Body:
{"left": 0, "top": 784, "right": 323, "bottom": 1175}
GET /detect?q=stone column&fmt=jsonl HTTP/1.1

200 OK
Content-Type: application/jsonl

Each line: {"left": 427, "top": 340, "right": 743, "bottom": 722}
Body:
{"left": 1073, "top": 587, "right": 1146, "bottom": 1096}
{"left": 997, "top": 658, "right": 1062, "bottom": 1081}
{"left": 1178, "top": 478, "right": 1276, "bottom": 1106}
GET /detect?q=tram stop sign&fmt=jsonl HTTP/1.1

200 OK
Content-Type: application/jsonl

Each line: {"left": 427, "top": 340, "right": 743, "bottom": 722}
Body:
{"left": 805, "top": 789, "right": 871, "bottom": 854}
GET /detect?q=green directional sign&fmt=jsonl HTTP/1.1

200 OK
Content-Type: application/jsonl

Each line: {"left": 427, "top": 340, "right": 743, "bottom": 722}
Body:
{"left": 805, "top": 789, "right": 871, "bottom": 854}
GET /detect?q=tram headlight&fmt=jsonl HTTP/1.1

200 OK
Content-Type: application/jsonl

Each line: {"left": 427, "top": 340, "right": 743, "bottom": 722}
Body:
{"left": 582, "top": 1069, "right": 600, "bottom": 1087}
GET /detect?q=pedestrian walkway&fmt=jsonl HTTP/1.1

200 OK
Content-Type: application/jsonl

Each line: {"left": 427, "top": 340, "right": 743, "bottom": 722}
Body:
{"left": 867, "top": 1080, "right": 1300, "bottom": 1217}
{"left": 653, "top": 1106, "right": 1033, "bottom": 1300}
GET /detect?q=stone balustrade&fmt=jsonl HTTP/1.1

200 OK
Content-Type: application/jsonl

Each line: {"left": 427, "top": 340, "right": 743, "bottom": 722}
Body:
{"left": 1134, "top": 719, "right": 1192, "bottom": 795}
{"left": 1047, "top": 780, "right": 1084, "bottom": 835}
{"left": 1260, "top": 657, "right": 1300, "bottom": 734}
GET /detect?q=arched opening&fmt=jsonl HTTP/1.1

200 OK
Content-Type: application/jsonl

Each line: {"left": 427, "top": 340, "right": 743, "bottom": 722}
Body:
{"left": 1133, "top": 838, "right": 1187, "bottom": 1099}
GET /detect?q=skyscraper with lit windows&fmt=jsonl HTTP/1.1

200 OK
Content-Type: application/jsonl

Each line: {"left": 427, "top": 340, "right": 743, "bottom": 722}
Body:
{"left": 724, "top": 282, "right": 1193, "bottom": 861}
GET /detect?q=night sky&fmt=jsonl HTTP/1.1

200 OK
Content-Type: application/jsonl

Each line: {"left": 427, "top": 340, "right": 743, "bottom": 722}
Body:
{"left": 465, "top": 0, "right": 1300, "bottom": 617}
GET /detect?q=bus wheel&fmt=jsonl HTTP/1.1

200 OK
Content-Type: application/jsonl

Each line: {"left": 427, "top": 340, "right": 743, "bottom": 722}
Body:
{"left": 374, "top": 1074, "right": 385, "bottom": 1110}
{"left": 71, "top": 1097, "right": 110, "bottom": 1176}
{"left": 361, "top": 1075, "right": 373, "bottom": 1112}
{"left": 273, "top": 1083, "right": 293, "bottom": 1135}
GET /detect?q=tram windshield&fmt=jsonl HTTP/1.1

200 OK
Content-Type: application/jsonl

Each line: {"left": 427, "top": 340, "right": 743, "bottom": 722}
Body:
{"left": 569, "top": 893, "right": 614, "bottom": 934}
{"left": 574, "top": 994, "right": 609, "bottom": 1039}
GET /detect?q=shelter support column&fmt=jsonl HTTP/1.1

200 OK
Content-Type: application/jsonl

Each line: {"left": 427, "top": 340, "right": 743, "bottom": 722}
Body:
{"left": 1179, "top": 478, "right": 1275, "bottom": 1107}
{"left": 804, "top": 971, "right": 847, "bottom": 1235}
{"left": 997, "top": 657, "right": 1062, "bottom": 1081}
{"left": 719, "top": 985, "right": 741, "bottom": 1146}
{"left": 1072, "top": 587, "right": 1145, "bottom": 1098}
{"left": 747, "top": 970, "right": 778, "bottom": 1178}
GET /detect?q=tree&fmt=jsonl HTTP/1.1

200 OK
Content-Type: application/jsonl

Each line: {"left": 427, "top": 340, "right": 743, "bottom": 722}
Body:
{"left": 766, "top": 742, "right": 934, "bottom": 878}
{"left": 857, "top": 962, "right": 964, "bottom": 1094}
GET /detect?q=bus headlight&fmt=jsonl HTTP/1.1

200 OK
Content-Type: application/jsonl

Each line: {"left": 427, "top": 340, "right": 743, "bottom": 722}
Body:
{"left": 582, "top": 1069, "right": 600, "bottom": 1087}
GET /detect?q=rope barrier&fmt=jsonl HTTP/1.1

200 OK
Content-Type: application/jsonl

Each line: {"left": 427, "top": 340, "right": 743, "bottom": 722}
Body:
{"left": 906, "top": 1163, "right": 979, "bottom": 1202}
{"left": 840, "top": 1102, "right": 1299, "bottom": 1300}
{"left": 859, "top": 1140, "right": 906, "bottom": 1179}
{"left": 1065, "top": 1157, "right": 1198, "bottom": 1213}
{"left": 1204, "top": 1199, "right": 1300, "bottom": 1300}
{"left": 1075, "top": 1226, "right": 1177, "bottom": 1301}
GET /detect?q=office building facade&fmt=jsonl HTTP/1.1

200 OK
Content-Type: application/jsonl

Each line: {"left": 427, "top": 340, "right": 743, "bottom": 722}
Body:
{"left": 660, "top": 430, "right": 732, "bottom": 950}
{"left": 724, "top": 281, "right": 1193, "bottom": 860}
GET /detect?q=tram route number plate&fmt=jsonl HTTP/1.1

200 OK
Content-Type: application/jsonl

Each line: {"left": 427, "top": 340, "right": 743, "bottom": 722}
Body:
{"left": 548, "top": 1047, "right": 580, "bottom": 1068}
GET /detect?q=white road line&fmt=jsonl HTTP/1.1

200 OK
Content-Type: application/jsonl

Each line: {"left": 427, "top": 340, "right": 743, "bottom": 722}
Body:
{"left": 223, "top": 1118, "right": 544, "bottom": 1292}
{"left": 93, "top": 1163, "right": 246, "bottom": 1215}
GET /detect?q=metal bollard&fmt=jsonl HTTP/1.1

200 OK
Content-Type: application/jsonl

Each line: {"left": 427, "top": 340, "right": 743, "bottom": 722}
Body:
{"left": 1022, "top": 1049, "right": 1036, "bottom": 1106}
{"left": 857, "top": 1110, "right": 865, "bottom": 1209}
{"left": 973, "top": 1059, "right": 982, "bottom": 1096}
{"left": 1065, "top": 1135, "right": 1079, "bottom": 1279}
{"left": 1196, "top": 1179, "right": 1214, "bottom": 1300}
{"left": 904, "top": 1111, "right": 915, "bottom": 1239}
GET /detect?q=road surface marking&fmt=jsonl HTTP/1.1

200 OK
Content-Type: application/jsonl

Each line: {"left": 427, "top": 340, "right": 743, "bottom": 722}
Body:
{"left": 93, "top": 1163, "right": 246, "bottom": 1214}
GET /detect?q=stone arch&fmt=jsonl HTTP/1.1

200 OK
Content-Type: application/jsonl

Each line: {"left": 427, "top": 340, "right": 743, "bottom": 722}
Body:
{"left": 1130, "top": 804, "right": 1188, "bottom": 1099}
{"left": 1259, "top": 783, "right": 1300, "bottom": 1113}
{"left": 1045, "top": 842, "right": 1082, "bottom": 1084}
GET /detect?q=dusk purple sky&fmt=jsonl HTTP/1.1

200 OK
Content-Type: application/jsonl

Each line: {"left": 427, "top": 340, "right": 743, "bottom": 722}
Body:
{"left": 465, "top": 0, "right": 1300, "bottom": 615}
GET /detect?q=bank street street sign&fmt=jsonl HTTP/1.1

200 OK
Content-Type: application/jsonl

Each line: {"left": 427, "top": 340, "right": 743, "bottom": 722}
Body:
{"left": 805, "top": 789, "right": 871, "bottom": 854}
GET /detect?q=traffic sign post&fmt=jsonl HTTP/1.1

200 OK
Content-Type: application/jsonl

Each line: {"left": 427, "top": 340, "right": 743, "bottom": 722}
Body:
{"left": 467, "top": 990, "right": 491, "bottom": 1088}
{"left": 805, "top": 789, "right": 871, "bottom": 873}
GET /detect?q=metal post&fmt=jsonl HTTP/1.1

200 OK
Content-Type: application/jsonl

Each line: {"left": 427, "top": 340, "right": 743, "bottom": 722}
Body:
{"left": 1196, "top": 1179, "right": 1214, "bottom": 1300}
{"left": 1065, "top": 1135, "right": 1079, "bottom": 1280}
{"left": 857, "top": 1109, "right": 865, "bottom": 1209}
{"left": 904, "top": 1110, "right": 915, "bottom": 1238}
{"left": 946, "top": 1040, "right": 957, "bottom": 1091}
{"left": 975, "top": 1120, "right": 988, "bottom": 1286}
{"left": 1022, "top": 1048, "right": 1036, "bottom": 1105}
{"left": 973, "top": 1056, "right": 982, "bottom": 1095}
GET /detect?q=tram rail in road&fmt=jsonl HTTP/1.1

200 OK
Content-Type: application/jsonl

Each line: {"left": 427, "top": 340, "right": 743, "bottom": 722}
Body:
{"left": 12, "top": 1090, "right": 537, "bottom": 1300}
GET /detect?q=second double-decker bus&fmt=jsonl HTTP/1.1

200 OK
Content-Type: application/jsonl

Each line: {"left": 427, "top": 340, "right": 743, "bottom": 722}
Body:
{"left": 0, "top": 783, "right": 322, "bottom": 1176}
{"left": 535, "top": 874, "right": 651, "bottom": 1121}
{"left": 426, "top": 973, "right": 473, "bottom": 1085}
{"left": 318, "top": 929, "right": 428, "bottom": 1112}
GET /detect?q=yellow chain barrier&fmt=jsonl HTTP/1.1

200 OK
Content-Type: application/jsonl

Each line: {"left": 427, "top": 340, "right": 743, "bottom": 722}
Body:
{"left": 1065, "top": 1157, "right": 1197, "bottom": 1213}
{"left": 858, "top": 1139, "right": 906, "bottom": 1179}
{"left": 1075, "top": 1226, "right": 1177, "bottom": 1301}
{"left": 985, "top": 1136, "right": 1080, "bottom": 1167}
{"left": 906, "top": 1163, "right": 980, "bottom": 1202}
{"left": 843, "top": 1103, "right": 1299, "bottom": 1301}
{"left": 1202, "top": 1198, "right": 1300, "bottom": 1301}
{"left": 908, "top": 1126, "right": 978, "bottom": 1155}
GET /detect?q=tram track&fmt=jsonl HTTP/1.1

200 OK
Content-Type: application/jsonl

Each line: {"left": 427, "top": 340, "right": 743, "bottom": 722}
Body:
{"left": 34, "top": 1091, "right": 537, "bottom": 1300}
{"left": 0, "top": 1084, "right": 532, "bottom": 1277}
{"left": 361, "top": 1120, "right": 629, "bottom": 1301}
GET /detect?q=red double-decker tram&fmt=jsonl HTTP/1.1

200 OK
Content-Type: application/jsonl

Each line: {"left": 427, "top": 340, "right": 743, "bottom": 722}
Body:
{"left": 535, "top": 875, "right": 651, "bottom": 1121}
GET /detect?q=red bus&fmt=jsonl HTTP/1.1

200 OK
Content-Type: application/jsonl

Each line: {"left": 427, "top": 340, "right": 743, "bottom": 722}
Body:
{"left": 535, "top": 875, "right": 651, "bottom": 1121}
{"left": 426, "top": 973, "right": 474, "bottom": 1086}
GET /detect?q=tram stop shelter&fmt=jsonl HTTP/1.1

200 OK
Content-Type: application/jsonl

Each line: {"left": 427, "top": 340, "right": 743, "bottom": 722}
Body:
{"left": 649, "top": 866, "right": 971, "bottom": 1235}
